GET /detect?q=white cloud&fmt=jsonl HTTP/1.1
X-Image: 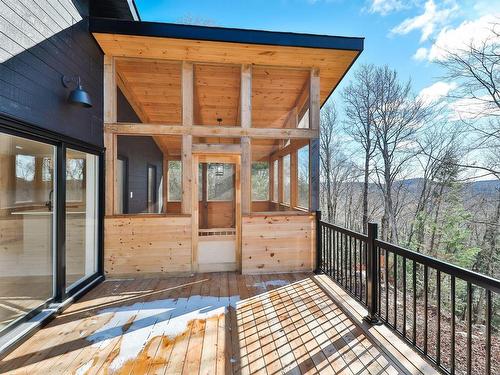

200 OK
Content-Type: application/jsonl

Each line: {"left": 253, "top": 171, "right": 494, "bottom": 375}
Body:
{"left": 413, "top": 47, "right": 428, "bottom": 60}
{"left": 448, "top": 96, "right": 500, "bottom": 121}
{"left": 368, "top": 0, "right": 406, "bottom": 15}
{"left": 391, "top": 0, "right": 457, "bottom": 42}
{"left": 427, "top": 14, "right": 499, "bottom": 61}
{"left": 418, "top": 81, "right": 456, "bottom": 104}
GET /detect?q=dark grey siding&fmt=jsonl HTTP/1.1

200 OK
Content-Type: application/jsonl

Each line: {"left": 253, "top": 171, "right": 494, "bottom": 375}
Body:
{"left": 0, "top": 0, "right": 104, "bottom": 146}
{"left": 117, "top": 136, "right": 163, "bottom": 214}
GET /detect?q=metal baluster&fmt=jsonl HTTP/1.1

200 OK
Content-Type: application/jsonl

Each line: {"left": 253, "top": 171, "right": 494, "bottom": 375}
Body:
{"left": 486, "top": 290, "right": 491, "bottom": 375}
{"left": 451, "top": 276, "right": 456, "bottom": 375}
{"left": 436, "top": 270, "right": 441, "bottom": 366}
{"left": 402, "top": 257, "right": 407, "bottom": 338}
{"left": 394, "top": 254, "right": 398, "bottom": 328}
{"left": 467, "top": 282, "right": 472, "bottom": 375}
{"left": 354, "top": 238, "right": 358, "bottom": 298}
{"left": 413, "top": 261, "right": 417, "bottom": 345}
{"left": 385, "top": 251, "right": 389, "bottom": 320}
{"left": 349, "top": 236, "right": 353, "bottom": 292}
{"left": 424, "top": 265, "right": 428, "bottom": 355}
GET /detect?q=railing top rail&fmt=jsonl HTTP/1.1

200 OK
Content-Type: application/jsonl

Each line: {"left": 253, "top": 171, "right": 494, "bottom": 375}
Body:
{"left": 375, "top": 238, "right": 500, "bottom": 294}
{"left": 319, "top": 220, "right": 368, "bottom": 242}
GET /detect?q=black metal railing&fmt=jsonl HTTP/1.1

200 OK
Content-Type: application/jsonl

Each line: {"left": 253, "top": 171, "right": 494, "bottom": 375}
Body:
{"left": 315, "top": 212, "right": 499, "bottom": 375}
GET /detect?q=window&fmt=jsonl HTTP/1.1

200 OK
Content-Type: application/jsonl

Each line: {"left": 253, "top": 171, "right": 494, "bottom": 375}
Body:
{"left": 0, "top": 133, "right": 56, "bottom": 332}
{"left": 252, "top": 162, "right": 269, "bottom": 201}
{"left": 207, "top": 163, "right": 234, "bottom": 201}
{"left": 273, "top": 160, "right": 279, "bottom": 202}
{"left": 15, "top": 154, "right": 35, "bottom": 203}
{"left": 283, "top": 154, "right": 290, "bottom": 205}
{"left": 167, "top": 160, "right": 182, "bottom": 202}
{"left": 298, "top": 145, "right": 309, "bottom": 208}
{"left": 66, "top": 157, "right": 85, "bottom": 202}
{"left": 65, "top": 149, "right": 98, "bottom": 289}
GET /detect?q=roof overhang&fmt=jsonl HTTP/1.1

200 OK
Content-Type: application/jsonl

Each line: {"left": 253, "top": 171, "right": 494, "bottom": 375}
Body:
{"left": 90, "top": 18, "right": 364, "bottom": 106}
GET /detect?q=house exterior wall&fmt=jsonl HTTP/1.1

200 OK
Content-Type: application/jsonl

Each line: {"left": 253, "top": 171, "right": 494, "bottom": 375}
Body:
{"left": 0, "top": 0, "right": 104, "bottom": 147}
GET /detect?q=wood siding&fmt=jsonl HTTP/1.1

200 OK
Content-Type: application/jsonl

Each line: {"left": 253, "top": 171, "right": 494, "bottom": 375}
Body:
{"left": 0, "top": 0, "right": 103, "bottom": 146}
{"left": 104, "top": 215, "right": 192, "bottom": 275}
{"left": 241, "top": 213, "right": 315, "bottom": 274}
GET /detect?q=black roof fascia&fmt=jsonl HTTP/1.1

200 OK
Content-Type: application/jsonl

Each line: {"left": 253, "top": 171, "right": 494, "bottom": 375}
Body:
{"left": 89, "top": 18, "right": 364, "bottom": 52}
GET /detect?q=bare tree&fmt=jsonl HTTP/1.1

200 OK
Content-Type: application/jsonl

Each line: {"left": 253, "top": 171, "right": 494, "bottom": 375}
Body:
{"left": 342, "top": 64, "right": 379, "bottom": 233}
{"left": 320, "top": 104, "right": 356, "bottom": 223}
{"left": 372, "top": 66, "right": 429, "bottom": 243}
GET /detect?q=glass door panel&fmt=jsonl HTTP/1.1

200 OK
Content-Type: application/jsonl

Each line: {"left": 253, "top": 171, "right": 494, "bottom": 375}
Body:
{"left": 0, "top": 132, "right": 55, "bottom": 332}
{"left": 65, "top": 149, "right": 98, "bottom": 289}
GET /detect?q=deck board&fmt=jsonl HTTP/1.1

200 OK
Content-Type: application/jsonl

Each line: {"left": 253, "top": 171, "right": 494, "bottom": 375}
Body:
{"left": 0, "top": 272, "right": 438, "bottom": 375}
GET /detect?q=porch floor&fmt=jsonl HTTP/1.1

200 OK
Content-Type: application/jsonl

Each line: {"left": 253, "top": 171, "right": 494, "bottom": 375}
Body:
{"left": 0, "top": 273, "right": 437, "bottom": 374}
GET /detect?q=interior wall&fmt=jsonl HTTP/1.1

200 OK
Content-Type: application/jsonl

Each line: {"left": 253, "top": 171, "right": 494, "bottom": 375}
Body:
{"left": 116, "top": 136, "right": 163, "bottom": 214}
{"left": 0, "top": 0, "right": 104, "bottom": 146}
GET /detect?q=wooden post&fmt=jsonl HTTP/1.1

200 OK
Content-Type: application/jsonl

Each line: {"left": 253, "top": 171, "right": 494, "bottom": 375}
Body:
{"left": 278, "top": 157, "right": 283, "bottom": 205}
{"left": 309, "top": 68, "right": 320, "bottom": 211}
{"left": 309, "top": 68, "right": 320, "bottom": 130}
{"left": 182, "top": 62, "right": 193, "bottom": 215}
{"left": 163, "top": 155, "right": 169, "bottom": 213}
{"left": 290, "top": 150, "right": 298, "bottom": 208}
{"left": 240, "top": 64, "right": 252, "bottom": 128}
{"left": 241, "top": 64, "right": 252, "bottom": 214}
{"left": 241, "top": 137, "right": 251, "bottom": 214}
{"left": 104, "top": 55, "right": 117, "bottom": 216}
{"left": 269, "top": 157, "right": 274, "bottom": 203}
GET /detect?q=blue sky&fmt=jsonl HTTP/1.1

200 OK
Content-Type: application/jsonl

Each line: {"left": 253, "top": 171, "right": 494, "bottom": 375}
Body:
{"left": 135, "top": 0, "right": 499, "bottom": 107}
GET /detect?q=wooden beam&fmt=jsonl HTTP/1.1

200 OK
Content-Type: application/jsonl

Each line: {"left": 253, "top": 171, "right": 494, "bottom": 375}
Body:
{"left": 240, "top": 64, "right": 252, "bottom": 129}
{"left": 309, "top": 68, "right": 320, "bottom": 130}
{"left": 192, "top": 143, "right": 242, "bottom": 154}
{"left": 269, "top": 156, "right": 274, "bottom": 202}
{"left": 104, "top": 55, "right": 117, "bottom": 215}
{"left": 105, "top": 123, "right": 319, "bottom": 139}
{"left": 278, "top": 157, "right": 283, "bottom": 204}
{"left": 182, "top": 62, "right": 194, "bottom": 127}
{"left": 182, "top": 135, "right": 193, "bottom": 214}
{"left": 163, "top": 155, "right": 168, "bottom": 213}
{"left": 104, "top": 56, "right": 117, "bottom": 123}
{"left": 270, "top": 139, "right": 309, "bottom": 161}
{"left": 241, "top": 137, "right": 251, "bottom": 214}
{"left": 182, "top": 62, "right": 194, "bottom": 215}
{"left": 104, "top": 131, "right": 116, "bottom": 215}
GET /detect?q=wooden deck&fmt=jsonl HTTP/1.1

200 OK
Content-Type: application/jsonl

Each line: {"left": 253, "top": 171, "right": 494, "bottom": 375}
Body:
{"left": 0, "top": 273, "right": 438, "bottom": 374}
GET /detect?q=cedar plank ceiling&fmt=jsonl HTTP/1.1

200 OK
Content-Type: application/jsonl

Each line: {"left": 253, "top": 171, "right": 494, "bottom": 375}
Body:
{"left": 92, "top": 20, "right": 362, "bottom": 131}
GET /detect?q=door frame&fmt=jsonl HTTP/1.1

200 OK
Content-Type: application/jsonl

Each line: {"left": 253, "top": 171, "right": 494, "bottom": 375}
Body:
{"left": 191, "top": 153, "right": 241, "bottom": 273}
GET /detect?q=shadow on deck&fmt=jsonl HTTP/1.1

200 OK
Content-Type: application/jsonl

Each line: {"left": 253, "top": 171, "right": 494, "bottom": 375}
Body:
{"left": 0, "top": 273, "right": 438, "bottom": 374}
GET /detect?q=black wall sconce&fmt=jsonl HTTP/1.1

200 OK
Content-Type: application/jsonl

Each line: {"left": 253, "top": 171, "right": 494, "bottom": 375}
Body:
{"left": 62, "top": 75, "right": 92, "bottom": 108}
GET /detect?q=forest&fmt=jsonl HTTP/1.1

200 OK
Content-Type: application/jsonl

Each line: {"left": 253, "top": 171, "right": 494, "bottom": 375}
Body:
{"left": 318, "top": 20, "right": 499, "bottom": 373}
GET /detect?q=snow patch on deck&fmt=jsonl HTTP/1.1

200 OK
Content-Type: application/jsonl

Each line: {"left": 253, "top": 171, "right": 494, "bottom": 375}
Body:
{"left": 85, "top": 295, "right": 239, "bottom": 372}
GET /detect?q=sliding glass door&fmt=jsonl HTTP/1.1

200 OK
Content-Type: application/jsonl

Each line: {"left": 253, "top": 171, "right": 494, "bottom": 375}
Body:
{"left": 66, "top": 149, "right": 98, "bottom": 289}
{"left": 0, "top": 126, "right": 102, "bottom": 336}
{"left": 0, "top": 133, "right": 56, "bottom": 332}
